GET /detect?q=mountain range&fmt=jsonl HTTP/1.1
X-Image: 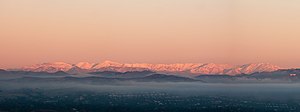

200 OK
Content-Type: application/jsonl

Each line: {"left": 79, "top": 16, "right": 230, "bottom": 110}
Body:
{"left": 1, "top": 68, "right": 300, "bottom": 83}
{"left": 13, "top": 61, "right": 280, "bottom": 76}
{"left": 2, "top": 64, "right": 300, "bottom": 83}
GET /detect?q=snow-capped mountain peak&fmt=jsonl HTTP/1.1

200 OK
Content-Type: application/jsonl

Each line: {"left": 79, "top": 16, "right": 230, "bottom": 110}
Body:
{"left": 75, "top": 62, "right": 94, "bottom": 69}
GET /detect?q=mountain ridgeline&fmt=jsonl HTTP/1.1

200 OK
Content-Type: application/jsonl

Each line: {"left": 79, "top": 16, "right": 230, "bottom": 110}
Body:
{"left": 1, "top": 67, "right": 300, "bottom": 83}
{"left": 16, "top": 61, "right": 280, "bottom": 76}
{"left": 1, "top": 61, "right": 299, "bottom": 83}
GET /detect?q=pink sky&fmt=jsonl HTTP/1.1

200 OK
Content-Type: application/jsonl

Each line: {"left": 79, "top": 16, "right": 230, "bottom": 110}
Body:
{"left": 1, "top": 0, "right": 300, "bottom": 68}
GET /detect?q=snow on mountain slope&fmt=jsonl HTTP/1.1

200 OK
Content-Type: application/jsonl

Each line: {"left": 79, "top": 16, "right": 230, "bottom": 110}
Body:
{"left": 18, "top": 61, "right": 281, "bottom": 75}
{"left": 240, "top": 63, "right": 280, "bottom": 74}
{"left": 21, "top": 62, "right": 73, "bottom": 73}
{"left": 93, "top": 61, "right": 124, "bottom": 69}
{"left": 223, "top": 63, "right": 281, "bottom": 75}
{"left": 190, "top": 63, "right": 233, "bottom": 74}
{"left": 75, "top": 62, "right": 95, "bottom": 69}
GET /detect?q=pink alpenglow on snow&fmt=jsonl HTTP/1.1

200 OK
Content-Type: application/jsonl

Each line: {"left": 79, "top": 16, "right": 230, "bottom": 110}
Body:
{"left": 18, "top": 61, "right": 280, "bottom": 76}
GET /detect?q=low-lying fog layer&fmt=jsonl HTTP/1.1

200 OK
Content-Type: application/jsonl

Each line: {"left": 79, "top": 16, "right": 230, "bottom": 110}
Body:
{"left": 1, "top": 80, "right": 300, "bottom": 112}
{"left": 1, "top": 81, "right": 300, "bottom": 100}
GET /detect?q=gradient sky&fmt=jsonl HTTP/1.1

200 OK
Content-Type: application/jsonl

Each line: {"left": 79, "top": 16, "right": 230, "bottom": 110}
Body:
{"left": 1, "top": 0, "right": 300, "bottom": 68}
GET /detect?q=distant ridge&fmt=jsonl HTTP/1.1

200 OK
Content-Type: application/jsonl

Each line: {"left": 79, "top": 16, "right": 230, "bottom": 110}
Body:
{"left": 15, "top": 61, "right": 281, "bottom": 76}
{"left": 0, "top": 69, "right": 6, "bottom": 72}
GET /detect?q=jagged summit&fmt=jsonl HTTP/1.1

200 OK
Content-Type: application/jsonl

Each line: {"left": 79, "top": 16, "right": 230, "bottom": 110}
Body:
{"left": 16, "top": 61, "right": 281, "bottom": 75}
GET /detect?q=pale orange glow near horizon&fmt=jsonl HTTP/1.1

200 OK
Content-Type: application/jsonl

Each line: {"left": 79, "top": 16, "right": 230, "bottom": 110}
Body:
{"left": 1, "top": 0, "right": 300, "bottom": 68}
